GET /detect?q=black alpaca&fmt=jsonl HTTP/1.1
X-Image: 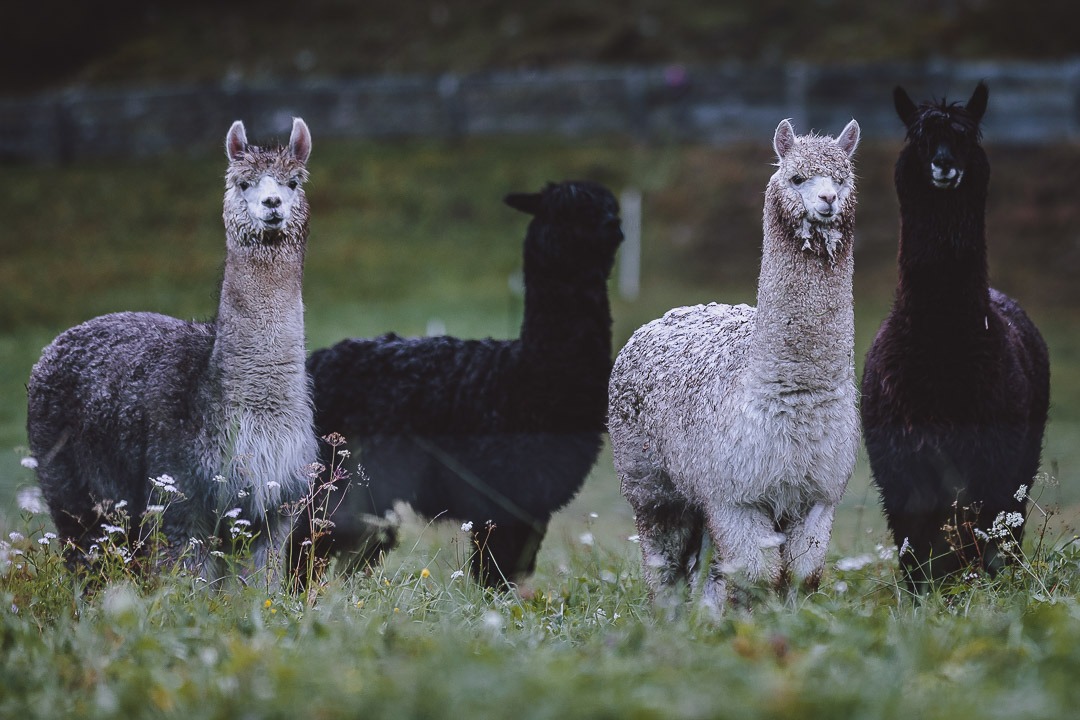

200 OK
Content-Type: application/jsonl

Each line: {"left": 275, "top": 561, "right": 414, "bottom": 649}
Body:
{"left": 296, "top": 181, "right": 623, "bottom": 587}
{"left": 860, "top": 82, "right": 1050, "bottom": 590}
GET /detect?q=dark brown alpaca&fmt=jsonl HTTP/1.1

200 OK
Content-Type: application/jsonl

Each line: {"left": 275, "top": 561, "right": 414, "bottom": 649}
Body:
{"left": 861, "top": 83, "right": 1050, "bottom": 592}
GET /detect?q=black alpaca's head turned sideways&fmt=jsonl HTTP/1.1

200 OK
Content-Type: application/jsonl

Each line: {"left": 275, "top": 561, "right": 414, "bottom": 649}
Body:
{"left": 894, "top": 82, "right": 988, "bottom": 192}
{"left": 224, "top": 118, "right": 312, "bottom": 250}
{"left": 505, "top": 181, "right": 624, "bottom": 273}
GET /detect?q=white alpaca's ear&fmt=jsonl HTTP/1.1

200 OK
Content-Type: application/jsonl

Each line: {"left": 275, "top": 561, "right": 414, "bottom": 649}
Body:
{"left": 773, "top": 119, "right": 796, "bottom": 159}
{"left": 289, "top": 118, "right": 311, "bottom": 165}
{"left": 836, "top": 119, "right": 861, "bottom": 157}
{"left": 226, "top": 121, "right": 247, "bottom": 161}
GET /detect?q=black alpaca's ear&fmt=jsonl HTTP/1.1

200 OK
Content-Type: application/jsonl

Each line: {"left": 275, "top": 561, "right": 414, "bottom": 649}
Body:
{"left": 226, "top": 121, "right": 248, "bottom": 161}
{"left": 289, "top": 118, "right": 312, "bottom": 165}
{"left": 504, "top": 192, "right": 543, "bottom": 216}
{"left": 966, "top": 81, "right": 989, "bottom": 124}
{"left": 893, "top": 86, "right": 918, "bottom": 129}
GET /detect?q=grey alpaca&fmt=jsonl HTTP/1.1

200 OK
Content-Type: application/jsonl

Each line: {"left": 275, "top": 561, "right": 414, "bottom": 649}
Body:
{"left": 26, "top": 118, "right": 318, "bottom": 579}
{"left": 609, "top": 119, "right": 861, "bottom": 613}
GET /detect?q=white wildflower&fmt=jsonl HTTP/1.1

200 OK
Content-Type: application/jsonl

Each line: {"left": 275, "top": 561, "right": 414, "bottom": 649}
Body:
{"left": 899, "top": 537, "right": 912, "bottom": 556}
{"left": 101, "top": 524, "right": 125, "bottom": 535}
{"left": 834, "top": 580, "right": 849, "bottom": 594}
{"left": 20, "top": 457, "right": 38, "bottom": 470}
{"left": 579, "top": 532, "right": 595, "bottom": 547}
{"left": 1014, "top": 485, "right": 1029, "bottom": 502}
{"left": 450, "top": 570, "right": 465, "bottom": 580}
{"left": 337, "top": 449, "right": 351, "bottom": 459}
{"left": 460, "top": 521, "right": 473, "bottom": 533}
{"left": 158, "top": 484, "right": 180, "bottom": 494}
{"left": 8, "top": 532, "right": 24, "bottom": 543}
{"left": 266, "top": 481, "right": 281, "bottom": 490}
{"left": 876, "top": 543, "right": 896, "bottom": 561}
{"left": 37, "top": 537, "right": 51, "bottom": 546}
{"left": 16, "top": 487, "right": 47, "bottom": 514}
{"left": 481, "top": 610, "right": 503, "bottom": 631}
{"left": 145, "top": 505, "right": 165, "bottom": 514}
{"left": 188, "top": 538, "right": 202, "bottom": 548}
{"left": 43, "top": 532, "right": 56, "bottom": 540}
{"left": 231, "top": 519, "right": 251, "bottom": 527}
{"left": 223, "top": 508, "right": 243, "bottom": 519}
{"left": 835, "top": 554, "right": 873, "bottom": 572}
{"left": 150, "top": 474, "right": 175, "bottom": 488}
{"left": 974, "top": 528, "right": 990, "bottom": 542}
{"left": 210, "top": 550, "right": 225, "bottom": 558}
{"left": 237, "top": 490, "right": 248, "bottom": 498}
{"left": 114, "top": 500, "right": 128, "bottom": 510}
{"left": 213, "top": 475, "right": 228, "bottom": 484}
{"left": 1004, "top": 512, "right": 1024, "bottom": 528}
{"left": 589, "top": 512, "right": 599, "bottom": 519}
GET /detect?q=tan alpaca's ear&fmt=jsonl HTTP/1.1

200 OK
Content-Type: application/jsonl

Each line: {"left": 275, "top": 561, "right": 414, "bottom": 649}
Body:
{"left": 836, "top": 119, "right": 861, "bottom": 157}
{"left": 289, "top": 118, "right": 312, "bottom": 165}
{"left": 226, "top": 121, "right": 247, "bottom": 161}
{"left": 773, "top": 119, "right": 796, "bottom": 159}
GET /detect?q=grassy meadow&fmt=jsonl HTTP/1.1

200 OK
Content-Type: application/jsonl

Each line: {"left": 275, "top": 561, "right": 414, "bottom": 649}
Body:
{"left": 3, "top": 135, "right": 1080, "bottom": 717}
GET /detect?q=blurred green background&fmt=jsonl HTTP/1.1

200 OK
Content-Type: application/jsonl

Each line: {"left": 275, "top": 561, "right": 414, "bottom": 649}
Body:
{"left": 3, "top": 1, "right": 1079, "bottom": 555}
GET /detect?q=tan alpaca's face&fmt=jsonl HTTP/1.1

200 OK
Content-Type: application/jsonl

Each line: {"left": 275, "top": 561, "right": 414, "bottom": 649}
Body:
{"left": 224, "top": 118, "right": 312, "bottom": 246}
{"left": 233, "top": 173, "right": 304, "bottom": 233}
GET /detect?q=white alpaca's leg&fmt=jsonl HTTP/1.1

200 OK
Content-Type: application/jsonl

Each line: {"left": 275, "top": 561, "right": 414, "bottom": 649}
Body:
{"left": 635, "top": 506, "right": 704, "bottom": 610}
{"left": 782, "top": 502, "right": 836, "bottom": 590}
{"left": 619, "top": 455, "right": 704, "bottom": 609}
{"left": 702, "top": 504, "right": 784, "bottom": 614}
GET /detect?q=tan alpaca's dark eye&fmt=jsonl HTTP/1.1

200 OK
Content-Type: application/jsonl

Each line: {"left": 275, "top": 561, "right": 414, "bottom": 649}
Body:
{"left": 238, "top": 181, "right": 250, "bottom": 191}
{"left": 791, "top": 175, "right": 806, "bottom": 186}
{"left": 287, "top": 179, "right": 298, "bottom": 190}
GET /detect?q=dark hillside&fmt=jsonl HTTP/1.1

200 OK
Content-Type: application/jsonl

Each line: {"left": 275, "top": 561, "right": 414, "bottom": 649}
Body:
{"left": 6, "top": 0, "right": 1080, "bottom": 93}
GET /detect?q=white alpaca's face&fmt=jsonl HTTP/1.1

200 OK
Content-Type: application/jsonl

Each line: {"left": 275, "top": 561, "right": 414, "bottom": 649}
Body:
{"left": 235, "top": 174, "right": 303, "bottom": 232}
{"left": 789, "top": 173, "right": 851, "bottom": 224}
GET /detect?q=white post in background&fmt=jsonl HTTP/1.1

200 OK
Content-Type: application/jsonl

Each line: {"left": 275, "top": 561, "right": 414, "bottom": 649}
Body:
{"left": 619, "top": 187, "right": 642, "bottom": 301}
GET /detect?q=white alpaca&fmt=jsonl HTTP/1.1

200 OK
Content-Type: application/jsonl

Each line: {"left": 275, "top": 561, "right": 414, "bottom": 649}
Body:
{"left": 608, "top": 118, "right": 861, "bottom": 613}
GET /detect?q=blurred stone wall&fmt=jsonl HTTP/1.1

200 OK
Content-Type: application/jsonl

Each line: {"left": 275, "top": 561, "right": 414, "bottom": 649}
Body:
{"left": 3, "top": 60, "right": 1079, "bottom": 163}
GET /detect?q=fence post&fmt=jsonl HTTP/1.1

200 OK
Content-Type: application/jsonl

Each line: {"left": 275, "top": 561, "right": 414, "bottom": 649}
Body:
{"left": 619, "top": 187, "right": 642, "bottom": 301}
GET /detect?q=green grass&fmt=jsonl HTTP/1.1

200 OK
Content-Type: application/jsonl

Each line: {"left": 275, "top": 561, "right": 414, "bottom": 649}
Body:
{"left": 3, "top": 136, "right": 1080, "bottom": 717}
{"left": 4, "top": 485, "right": 1080, "bottom": 719}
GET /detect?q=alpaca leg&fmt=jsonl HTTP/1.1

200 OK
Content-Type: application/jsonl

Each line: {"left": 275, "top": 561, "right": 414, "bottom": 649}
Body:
{"left": 781, "top": 502, "right": 836, "bottom": 591}
{"left": 633, "top": 502, "right": 706, "bottom": 610}
{"left": 891, "top": 512, "right": 965, "bottom": 593}
{"left": 471, "top": 521, "right": 546, "bottom": 589}
{"left": 702, "top": 505, "right": 783, "bottom": 614}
